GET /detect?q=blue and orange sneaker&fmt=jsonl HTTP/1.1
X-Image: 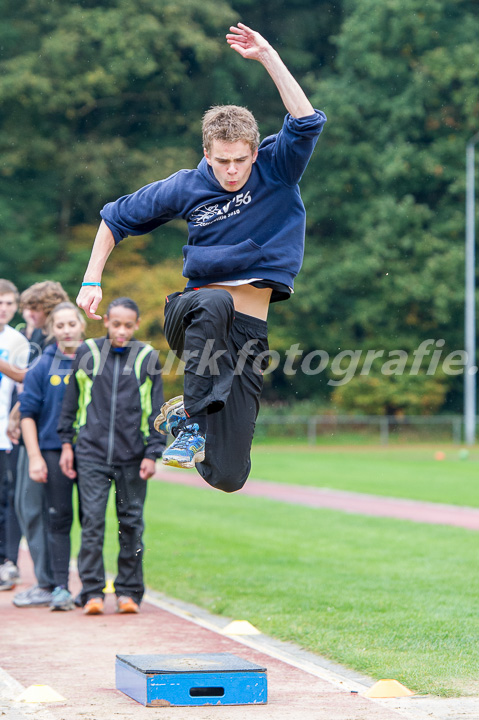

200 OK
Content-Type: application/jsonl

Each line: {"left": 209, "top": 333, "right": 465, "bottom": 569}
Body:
{"left": 161, "top": 423, "right": 206, "bottom": 469}
{"left": 154, "top": 395, "right": 185, "bottom": 436}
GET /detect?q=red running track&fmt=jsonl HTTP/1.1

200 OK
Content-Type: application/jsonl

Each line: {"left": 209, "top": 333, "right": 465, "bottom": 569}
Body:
{"left": 155, "top": 468, "right": 479, "bottom": 531}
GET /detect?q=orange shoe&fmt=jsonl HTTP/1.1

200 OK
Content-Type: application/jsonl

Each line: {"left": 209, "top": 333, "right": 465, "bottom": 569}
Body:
{"left": 83, "top": 597, "right": 104, "bottom": 615}
{"left": 116, "top": 596, "right": 139, "bottom": 614}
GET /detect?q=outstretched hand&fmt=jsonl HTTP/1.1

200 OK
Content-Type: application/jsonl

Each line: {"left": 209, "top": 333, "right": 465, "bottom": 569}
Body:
{"left": 226, "top": 23, "right": 272, "bottom": 62}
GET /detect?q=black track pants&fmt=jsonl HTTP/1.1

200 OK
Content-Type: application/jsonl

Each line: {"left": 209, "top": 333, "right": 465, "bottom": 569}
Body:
{"left": 164, "top": 288, "right": 269, "bottom": 493}
{"left": 76, "top": 460, "right": 146, "bottom": 605}
{"left": 43, "top": 449, "right": 75, "bottom": 589}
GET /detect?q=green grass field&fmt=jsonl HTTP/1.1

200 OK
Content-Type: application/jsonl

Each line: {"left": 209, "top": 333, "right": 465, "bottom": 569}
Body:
{"left": 88, "top": 445, "right": 479, "bottom": 698}
{"left": 251, "top": 443, "right": 479, "bottom": 507}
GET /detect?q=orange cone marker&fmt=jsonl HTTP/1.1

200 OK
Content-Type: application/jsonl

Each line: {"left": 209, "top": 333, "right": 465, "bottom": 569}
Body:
{"left": 16, "top": 685, "right": 66, "bottom": 703}
{"left": 364, "top": 679, "right": 414, "bottom": 698}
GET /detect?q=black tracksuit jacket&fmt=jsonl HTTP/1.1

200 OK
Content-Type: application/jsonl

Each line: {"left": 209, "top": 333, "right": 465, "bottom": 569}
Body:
{"left": 57, "top": 336, "right": 166, "bottom": 464}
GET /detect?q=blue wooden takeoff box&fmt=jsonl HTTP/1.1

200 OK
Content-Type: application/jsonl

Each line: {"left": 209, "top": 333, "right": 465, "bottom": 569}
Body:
{"left": 115, "top": 652, "right": 268, "bottom": 707}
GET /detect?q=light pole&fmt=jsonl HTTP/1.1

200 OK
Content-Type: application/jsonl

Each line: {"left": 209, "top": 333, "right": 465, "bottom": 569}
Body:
{"left": 464, "top": 131, "right": 479, "bottom": 445}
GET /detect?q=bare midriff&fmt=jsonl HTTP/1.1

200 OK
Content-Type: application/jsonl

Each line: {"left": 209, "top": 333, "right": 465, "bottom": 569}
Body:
{"left": 203, "top": 283, "right": 272, "bottom": 321}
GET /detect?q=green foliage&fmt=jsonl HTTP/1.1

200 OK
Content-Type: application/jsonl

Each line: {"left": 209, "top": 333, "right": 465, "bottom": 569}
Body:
{"left": 0, "top": 0, "right": 236, "bottom": 288}
{"left": 297, "top": 0, "right": 477, "bottom": 362}
{"left": 331, "top": 370, "right": 448, "bottom": 415}
{"left": 1, "top": 0, "right": 477, "bottom": 413}
{"left": 265, "top": 0, "right": 478, "bottom": 407}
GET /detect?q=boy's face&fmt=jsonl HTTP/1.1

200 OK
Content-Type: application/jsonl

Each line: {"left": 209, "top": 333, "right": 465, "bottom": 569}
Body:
{"left": 28, "top": 307, "right": 48, "bottom": 329}
{"left": 103, "top": 306, "right": 140, "bottom": 348}
{"left": 0, "top": 293, "right": 18, "bottom": 331}
{"left": 204, "top": 139, "right": 258, "bottom": 193}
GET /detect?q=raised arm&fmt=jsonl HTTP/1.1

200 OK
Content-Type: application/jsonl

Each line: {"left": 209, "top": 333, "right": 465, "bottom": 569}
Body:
{"left": 76, "top": 220, "right": 115, "bottom": 320}
{"left": 226, "top": 23, "right": 315, "bottom": 119}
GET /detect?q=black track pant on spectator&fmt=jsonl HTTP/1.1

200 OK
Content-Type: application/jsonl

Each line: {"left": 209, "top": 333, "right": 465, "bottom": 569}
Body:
{"left": 43, "top": 449, "right": 75, "bottom": 589}
{"left": 76, "top": 460, "right": 146, "bottom": 605}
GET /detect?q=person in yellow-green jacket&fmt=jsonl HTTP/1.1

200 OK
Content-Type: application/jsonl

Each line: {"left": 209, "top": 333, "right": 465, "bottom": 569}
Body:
{"left": 58, "top": 297, "right": 165, "bottom": 616}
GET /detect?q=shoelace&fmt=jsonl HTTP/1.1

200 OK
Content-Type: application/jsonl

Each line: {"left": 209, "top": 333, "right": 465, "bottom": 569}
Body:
{"left": 173, "top": 427, "right": 204, "bottom": 449}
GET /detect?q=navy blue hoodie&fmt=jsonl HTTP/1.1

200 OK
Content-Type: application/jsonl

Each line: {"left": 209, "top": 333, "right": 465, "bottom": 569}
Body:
{"left": 101, "top": 110, "right": 326, "bottom": 293}
{"left": 20, "top": 344, "right": 73, "bottom": 451}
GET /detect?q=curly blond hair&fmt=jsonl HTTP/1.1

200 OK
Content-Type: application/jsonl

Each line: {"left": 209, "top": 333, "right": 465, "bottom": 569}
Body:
{"left": 20, "top": 281, "right": 69, "bottom": 317}
{"left": 202, "top": 105, "right": 260, "bottom": 154}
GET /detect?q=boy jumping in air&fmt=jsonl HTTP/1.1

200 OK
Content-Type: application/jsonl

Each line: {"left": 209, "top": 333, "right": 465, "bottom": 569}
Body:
{"left": 76, "top": 24, "right": 326, "bottom": 493}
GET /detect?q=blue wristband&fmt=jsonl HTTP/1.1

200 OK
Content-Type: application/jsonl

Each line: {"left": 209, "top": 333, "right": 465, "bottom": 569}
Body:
{"left": 82, "top": 282, "right": 101, "bottom": 287}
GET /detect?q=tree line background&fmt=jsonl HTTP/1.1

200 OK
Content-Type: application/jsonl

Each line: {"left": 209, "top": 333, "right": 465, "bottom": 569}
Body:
{"left": 0, "top": 0, "right": 477, "bottom": 414}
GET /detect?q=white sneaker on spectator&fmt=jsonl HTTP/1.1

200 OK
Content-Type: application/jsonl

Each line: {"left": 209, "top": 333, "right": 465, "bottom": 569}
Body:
{"left": 0, "top": 560, "right": 20, "bottom": 591}
{"left": 13, "top": 585, "right": 53, "bottom": 607}
{"left": 0, "top": 559, "right": 20, "bottom": 581}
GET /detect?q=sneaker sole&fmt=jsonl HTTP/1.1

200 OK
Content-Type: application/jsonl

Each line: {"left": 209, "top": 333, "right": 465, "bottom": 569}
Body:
{"left": 161, "top": 449, "right": 205, "bottom": 469}
{"left": 0, "top": 583, "right": 15, "bottom": 592}
{"left": 13, "top": 601, "right": 52, "bottom": 608}
{"left": 50, "top": 601, "right": 75, "bottom": 611}
{"left": 154, "top": 396, "right": 184, "bottom": 434}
